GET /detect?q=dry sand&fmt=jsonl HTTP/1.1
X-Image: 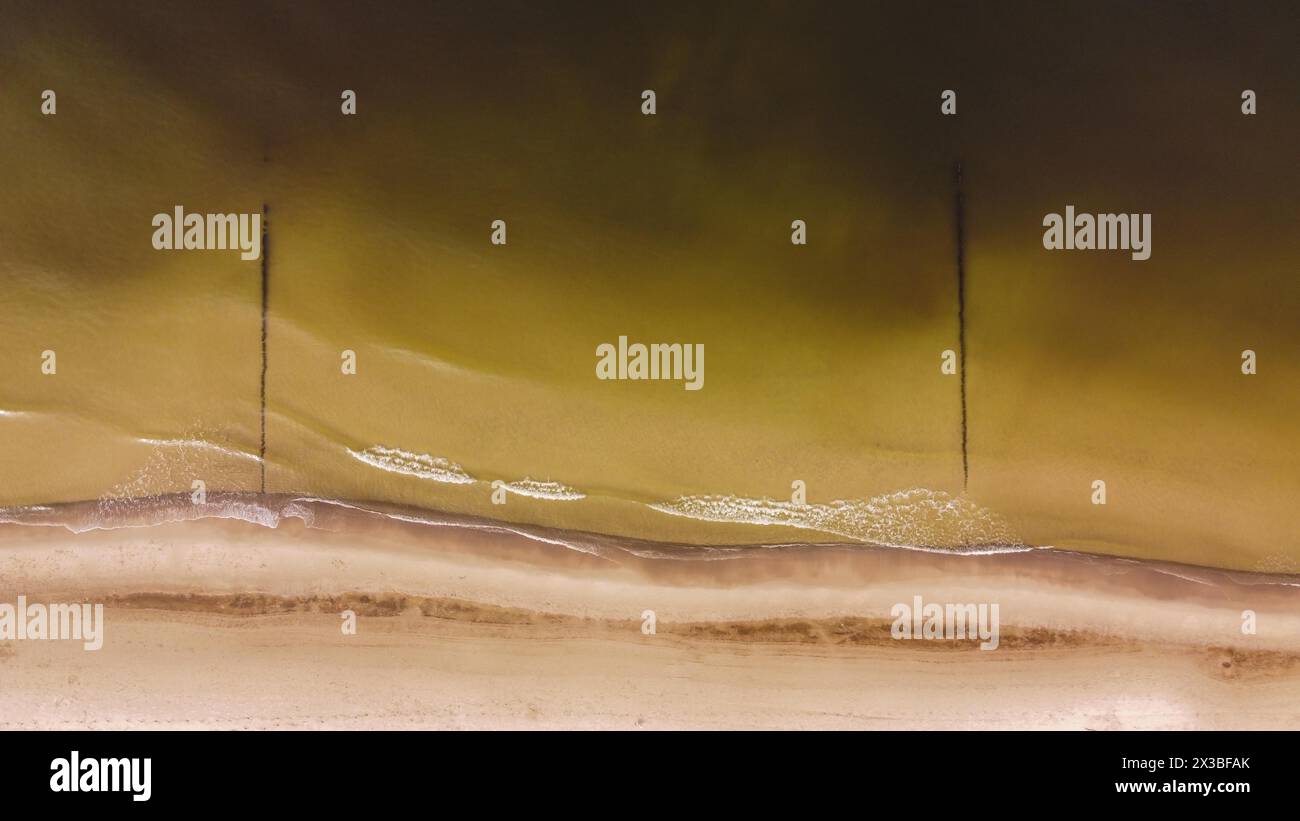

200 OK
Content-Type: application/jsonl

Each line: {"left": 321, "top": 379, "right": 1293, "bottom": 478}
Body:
{"left": 1, "top": 503, "right": 1298, "bottom": 729}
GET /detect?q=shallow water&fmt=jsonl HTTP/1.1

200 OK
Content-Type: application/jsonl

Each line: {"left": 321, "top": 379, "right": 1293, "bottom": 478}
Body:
{"left": 0, "top": 2, "right": 1297, "bottom": 571}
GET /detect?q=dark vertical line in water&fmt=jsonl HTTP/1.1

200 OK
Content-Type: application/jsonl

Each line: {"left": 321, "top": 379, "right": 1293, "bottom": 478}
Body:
{"left": 259, "top": 203, "right": 269, "bottom": 494}
{"left": 954, "top": 162, "right": 969, "bottom": 491}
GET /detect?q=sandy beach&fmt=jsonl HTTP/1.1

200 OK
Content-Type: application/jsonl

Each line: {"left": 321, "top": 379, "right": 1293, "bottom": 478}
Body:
{"left": 0, "top": 0, "right": 1296, "bottom": 752}
{"left": 2, "top": 498, "right": 1297, "bottom": 730}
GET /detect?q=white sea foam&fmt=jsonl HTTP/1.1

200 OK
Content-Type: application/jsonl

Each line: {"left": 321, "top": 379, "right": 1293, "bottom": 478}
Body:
{"left": 0, "top": 496, "right": 283, "bottom": 533}
{"left": 346, "top": 446, "right": 475, "bottom": 484}
{"left": 347, "top": 446, "right": 586, "bottom": 501}
{"left": 282, "top": 497, "right": 601, "bottom": 556}
{"left": 500, "top": 478, "right": 586, "bottom": 501}
{"left": 137, "top": 438, "right": 261, "bottom": 462}
{"left": 649, "top": 488, "right": 1028, "bottom": 553}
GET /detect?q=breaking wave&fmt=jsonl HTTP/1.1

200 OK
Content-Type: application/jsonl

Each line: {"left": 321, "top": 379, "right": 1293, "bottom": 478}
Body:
{"left": 346, "top": 446, "right": 475, "bottom": 484}
{"left": 649, "top": 489, "right": 1027, "bottom": 554}
{"left": 499, "top": 479, "right": 585, "bottom": 501}
{"left": 346, "top": 445, "right": 584, "bottom": 501}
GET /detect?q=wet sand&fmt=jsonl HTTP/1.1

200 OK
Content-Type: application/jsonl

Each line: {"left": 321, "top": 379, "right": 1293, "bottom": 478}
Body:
{"left": 1, "top": 498, "right": 1297, "bottom": 729}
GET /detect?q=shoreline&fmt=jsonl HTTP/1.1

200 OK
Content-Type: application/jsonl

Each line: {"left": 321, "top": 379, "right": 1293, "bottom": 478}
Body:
{"left": 2, "top": 495, "right": 1299, "bottom": 728}
{"left": 4, "top": 490, "right": 1297, "bottom": 576}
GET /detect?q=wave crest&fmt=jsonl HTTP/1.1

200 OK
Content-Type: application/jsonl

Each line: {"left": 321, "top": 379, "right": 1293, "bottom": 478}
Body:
{"left": 500, "top": 478, "right": 586, "bottom": 501}
{"left": 346, "top": 446, "right": 475, "bottom": 484}
{"left": 649, "top": 488, "right": 1025, "bottom": 553}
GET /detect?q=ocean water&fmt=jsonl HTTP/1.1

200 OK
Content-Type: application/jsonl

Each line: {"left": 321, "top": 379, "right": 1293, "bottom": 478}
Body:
{"left": 0, "top": 2, "right": 1297, "bottom": 572}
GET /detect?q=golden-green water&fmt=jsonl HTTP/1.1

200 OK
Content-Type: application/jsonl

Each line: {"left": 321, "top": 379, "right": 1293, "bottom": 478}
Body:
{"left": 1, "top": 2, "right": 1297, "bottom": 570}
